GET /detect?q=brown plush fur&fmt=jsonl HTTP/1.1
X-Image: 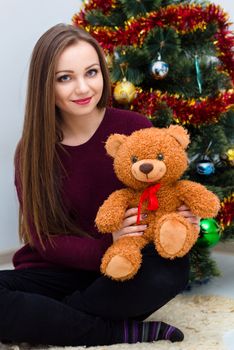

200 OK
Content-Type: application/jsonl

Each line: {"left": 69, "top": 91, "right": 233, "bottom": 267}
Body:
{"left": 95, "top": 126, "right": 220, "bottom": 281}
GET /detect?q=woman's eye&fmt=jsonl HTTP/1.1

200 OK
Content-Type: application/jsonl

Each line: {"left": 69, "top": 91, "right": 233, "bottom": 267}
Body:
{"left": 157, "top": 153, "right": 164, "bottom": 161}
{"left": 57, "top": 75, "right": 71, "bottom": 82}
{"left": 86, "top": 69, "right": 98, "bottom": 77}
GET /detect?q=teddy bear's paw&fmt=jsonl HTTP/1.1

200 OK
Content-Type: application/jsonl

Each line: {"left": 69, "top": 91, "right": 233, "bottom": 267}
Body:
{"left": 155, "top": 214, "right": 194, "bottom": 258}
{"left": 105, "top": 255, "right": 136, "bottom": 281}
{"left": 159, "top": 220, "right": 187, "bottom": 256}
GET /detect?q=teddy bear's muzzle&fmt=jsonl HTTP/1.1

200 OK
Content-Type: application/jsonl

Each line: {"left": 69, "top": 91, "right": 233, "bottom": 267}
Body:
{"left": 139, "top": 163, "right": 153, "bottom": 174}
{"left": 131, "top": 159, "right": 167, "bottom": 183}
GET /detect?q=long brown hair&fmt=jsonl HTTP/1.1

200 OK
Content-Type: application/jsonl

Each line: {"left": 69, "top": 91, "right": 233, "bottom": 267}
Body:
{"left": 15, "top": 23, "right": 111, "bottom": 246}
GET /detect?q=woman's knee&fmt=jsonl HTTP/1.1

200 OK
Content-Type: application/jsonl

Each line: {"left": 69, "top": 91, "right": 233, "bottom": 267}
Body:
{"left": 172, "top": 255, "right": 190, "bottom": 292}
{"left": 140, "top": 246, "right": 190, "bottom": 296}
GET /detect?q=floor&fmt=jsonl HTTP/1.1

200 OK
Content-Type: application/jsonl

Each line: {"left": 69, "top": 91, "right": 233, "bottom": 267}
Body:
{"left": 187, "top": 251, "right": 234, "bottom": 350}
{"left": 1, "top": 250, "right": 234, "bottom": 349}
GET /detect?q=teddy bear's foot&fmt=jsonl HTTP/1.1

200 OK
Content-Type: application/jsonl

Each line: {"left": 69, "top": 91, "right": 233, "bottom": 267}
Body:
{"left": 105, "top": 255, "right": 135, "bottom": 281}
{"left": 101, "top": 235, "right": 147, "bottom": 281}
{"left": 155, "top": 213, "right": 199, "bottom": 259}
{"left": 159, "top": 219, "right": 187, "bottom": 256}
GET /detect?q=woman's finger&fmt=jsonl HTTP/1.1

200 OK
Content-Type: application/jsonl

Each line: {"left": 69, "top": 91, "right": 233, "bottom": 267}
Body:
{"left": 122, "top": 213, "right": 147, "bottom": 228}
{"left": 124, "top": 207, "right": 138, "bottom": 218}
{"left": 189, "top": 218, "right": 200, "bottom": 225}
{"left": 121, "top": 215, "right": 138, "bottom": 228}
{"left": 120, "top": 224, "right": 147, "bottom": 236}
{"left": 121, "top": 232, "right": 144, "bottom": 238}
{"left": 177, "top": 204, "right": 189, "bottom": 211}
{"left": 178, "top": 210, "right": 194, "bottom": 218}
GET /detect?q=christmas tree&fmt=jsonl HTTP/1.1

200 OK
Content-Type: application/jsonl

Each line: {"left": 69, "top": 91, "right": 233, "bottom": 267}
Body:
{"left": 72, "top": 0, "right": 234, "bottom": 285}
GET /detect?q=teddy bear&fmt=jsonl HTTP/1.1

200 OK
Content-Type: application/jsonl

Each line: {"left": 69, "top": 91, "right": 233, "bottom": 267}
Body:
{"left": 95, "top": 125, "right": 220, "bottom": 281}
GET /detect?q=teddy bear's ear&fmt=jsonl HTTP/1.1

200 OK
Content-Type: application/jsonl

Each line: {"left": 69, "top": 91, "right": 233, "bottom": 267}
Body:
{"left": 166, "top": 125, "right": 190, "bottom": 149}
{"left": 105, "top": 134, "right": 128, "bottom": 158}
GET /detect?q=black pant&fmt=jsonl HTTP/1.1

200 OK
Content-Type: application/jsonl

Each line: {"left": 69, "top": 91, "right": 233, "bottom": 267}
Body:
{"left": 0, "top": 244, "right": 189, "bottom": 346}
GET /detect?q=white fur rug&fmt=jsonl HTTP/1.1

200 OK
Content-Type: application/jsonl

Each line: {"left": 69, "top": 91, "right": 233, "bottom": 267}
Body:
{"left": 2, "top": 294, "right": 234, "bottom": 350}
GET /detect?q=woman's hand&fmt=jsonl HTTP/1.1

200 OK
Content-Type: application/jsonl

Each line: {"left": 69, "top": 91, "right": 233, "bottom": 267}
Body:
{"left": 177, "top": 204, "right": 201, "bottom": 231}
{"left": 112, "top": 208, "right": 147, "bottom": 242}
{"left": 112, "top": 205, "right": 200, "bottom": 242}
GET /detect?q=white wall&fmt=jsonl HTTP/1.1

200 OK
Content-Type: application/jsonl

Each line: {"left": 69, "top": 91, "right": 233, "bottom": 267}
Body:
{"left": 0, "top": 0, "right": 82, "bottom": 252}
{"left": 212, "top": 1, "right": 234, "bottom": 29}
{"left": 0, "top": 1, "right": 233, "bottom": 253}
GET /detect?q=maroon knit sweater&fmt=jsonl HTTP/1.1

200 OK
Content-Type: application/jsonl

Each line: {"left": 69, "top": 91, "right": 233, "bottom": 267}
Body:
{"left": 13, "top": 107, "right": 152, "bottom": 271}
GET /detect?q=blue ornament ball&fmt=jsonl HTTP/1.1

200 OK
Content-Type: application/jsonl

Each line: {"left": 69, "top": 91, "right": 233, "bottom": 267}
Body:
{"left": 196, "top": 160, "right": 215, "bottom": 175}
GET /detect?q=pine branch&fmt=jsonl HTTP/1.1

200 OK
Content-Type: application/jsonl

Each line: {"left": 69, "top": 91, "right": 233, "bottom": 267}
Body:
{"left": 111, "top": 46, "right": 149, "bottom": 84}
{"left": 189, "top": 245, "right": 220, "bottom": 284}
{"left": 86, "top": 9, "right": 127, "bottom": 26}
{"left": 119, "top": 0, "right": 162, "bottom": 18}
{"left": 143, "top": 27, "right": 181, "bottom": 60}
{"left": 181, "top": 23, "right": 218, "bottom": 56}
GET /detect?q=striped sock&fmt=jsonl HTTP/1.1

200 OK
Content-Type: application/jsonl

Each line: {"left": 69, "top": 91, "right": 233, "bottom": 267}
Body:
{"left": 123, "top": 320, "right": 184, "bottom": 343}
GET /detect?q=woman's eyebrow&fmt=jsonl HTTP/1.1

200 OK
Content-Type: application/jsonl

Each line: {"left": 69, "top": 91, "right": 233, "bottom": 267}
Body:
{"left": 55, "top": 69, "right": 74, "bottom": 75}
{"left": 85, "top": 63, "right": 100, "bottom": 70}
{"left": 56, "top": 63, "right": 100, "bottom": 75}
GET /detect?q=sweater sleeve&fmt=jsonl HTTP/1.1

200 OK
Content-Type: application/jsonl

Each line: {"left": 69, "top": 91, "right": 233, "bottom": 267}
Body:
{"left": 14, "top": 167, "right": 112, "bottom": 271}
{"left": 28, "top": 224, "right": 112, "bottom": 271}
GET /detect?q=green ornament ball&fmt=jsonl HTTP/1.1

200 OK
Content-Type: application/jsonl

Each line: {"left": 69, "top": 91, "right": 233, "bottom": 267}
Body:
{"left": 197, "top": 218, "right": 221, "bottom": 248}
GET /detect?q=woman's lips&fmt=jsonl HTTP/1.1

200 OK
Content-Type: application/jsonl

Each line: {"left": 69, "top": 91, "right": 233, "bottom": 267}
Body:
{"left": 72, "top": 97, "right": 92, "bottom": 105}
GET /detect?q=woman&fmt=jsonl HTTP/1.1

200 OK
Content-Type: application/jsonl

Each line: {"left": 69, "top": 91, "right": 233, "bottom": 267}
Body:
{"left": 0, "top": 24, "right": 199, "bottom": 347}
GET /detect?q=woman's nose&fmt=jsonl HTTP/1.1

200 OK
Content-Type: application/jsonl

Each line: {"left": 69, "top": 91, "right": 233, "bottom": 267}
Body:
{"left": 75, "top": 78, "right": 89, "bottom": 94}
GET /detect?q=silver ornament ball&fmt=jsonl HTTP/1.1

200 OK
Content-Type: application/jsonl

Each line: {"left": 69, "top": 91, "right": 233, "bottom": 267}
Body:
{"left": 150, "top": 60, "right": 169, "bottom": 79}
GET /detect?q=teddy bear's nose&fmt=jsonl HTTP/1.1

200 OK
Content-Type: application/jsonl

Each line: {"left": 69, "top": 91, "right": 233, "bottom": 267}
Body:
{"left": 139, "top": 163, "right": 153, "bottom": 174}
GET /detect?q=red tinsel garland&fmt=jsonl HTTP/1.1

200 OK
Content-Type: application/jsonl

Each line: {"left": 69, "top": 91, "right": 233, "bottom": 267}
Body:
{"left": 130, "top": 89, "right": 234, "bottom": 125}
{"left": 217, "top": 193, "right": 234, "bottom": 230}
{"left": 73, "top": 2, "right": 234, "bottom": 124}
{"left": 73, "top": 3, "right": 234, "bottom": 81}
{"left": 215, "top": 28, "right": 234, "bottom": 81}
{"left": 76, "top": 0, "right": 117, "bottom": 27}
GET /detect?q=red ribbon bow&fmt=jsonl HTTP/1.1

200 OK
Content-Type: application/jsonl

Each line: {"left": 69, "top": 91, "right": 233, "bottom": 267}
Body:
{"left": 137, "top": 183, "right": 161, "bottom": 224}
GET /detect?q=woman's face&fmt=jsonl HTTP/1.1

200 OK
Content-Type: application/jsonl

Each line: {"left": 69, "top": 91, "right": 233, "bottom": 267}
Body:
{"left": 54, "top": 40, "right": 104, "bottom": 120}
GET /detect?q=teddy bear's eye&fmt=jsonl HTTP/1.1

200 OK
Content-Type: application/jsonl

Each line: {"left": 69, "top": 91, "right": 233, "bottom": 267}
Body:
{"left": 131, "top": 156, "right": 138, "bottom": 163}
{"left": 157, "top": 153, "right": 164, "bottom": 161}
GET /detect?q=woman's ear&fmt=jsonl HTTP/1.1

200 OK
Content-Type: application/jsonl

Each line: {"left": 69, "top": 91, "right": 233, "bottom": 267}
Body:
{"left": 105, "top": 134, "right": 127, "bottom": 158}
